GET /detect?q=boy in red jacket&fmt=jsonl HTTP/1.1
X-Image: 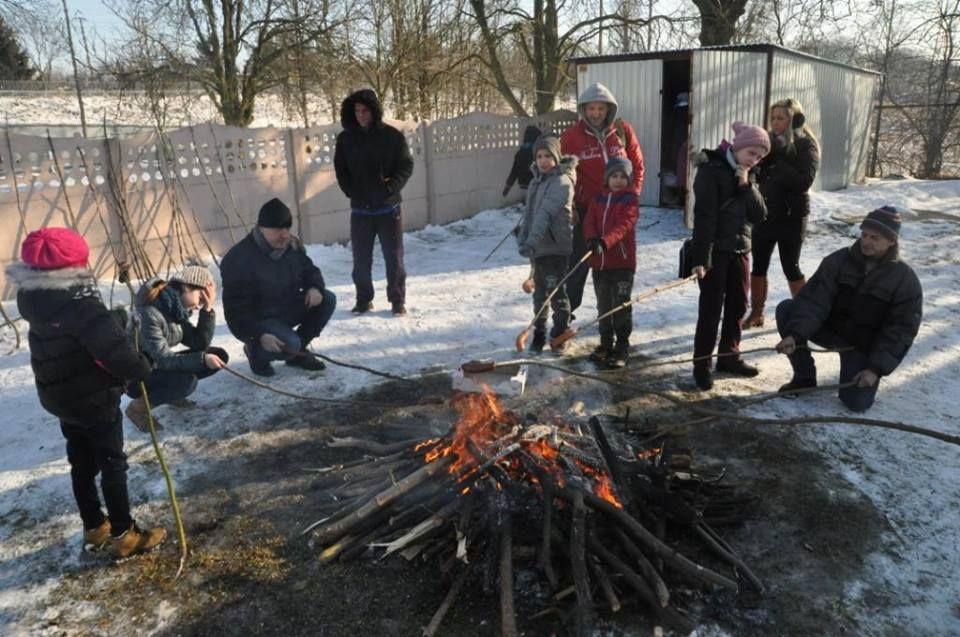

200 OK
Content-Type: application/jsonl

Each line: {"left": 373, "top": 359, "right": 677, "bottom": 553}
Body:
{"left": 583, "top": 157, "right": 639, "bottom": 368}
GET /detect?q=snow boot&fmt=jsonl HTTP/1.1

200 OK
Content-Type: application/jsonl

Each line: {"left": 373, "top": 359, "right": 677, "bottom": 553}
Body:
{"left": 778, "top": 377, "right": 817, "bottom": 396}
{"left": 529, "top": 330, "right": 546, "bottom": 354}
{"left": 607, "top": 341, "right": 629, "bottom": 369}
{"left": 742, "top": 275, "right": 767, "bottom": 329}
{"left": 590, "top": 344, "right": 613, "bottom": 363}
{"left": 83, "top": 519, "right": 111, "bottom": 552}
{"left": 286, "top": 350, "right": 326, "bottom": 371}
{"left": 716, "top": 356, "right": 759, "bottom": 377}
{"left": 351, "top": 301, "right": 374, "bottom": 314}
{"left": 392, "top": 303, "right": 407, "bottom": 316}
{"left": 788, "top": 277, "right": 806, "bottom": 297}
{"left": 125, "top": 398, "right": 162, "bottom": 433}
{"left": 111, "top": 524, "right": 167, "bottom": 561}
{"left": 244, "top": 344, "right": 275, "bottom": 377}
{"left": 693, "top": 366, "right": 713, "bottom": 391}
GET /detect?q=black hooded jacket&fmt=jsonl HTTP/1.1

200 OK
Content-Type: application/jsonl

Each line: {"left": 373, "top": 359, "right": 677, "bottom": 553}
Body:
{"left": 505, "top": 125, "right": 542, "bottom": 190}
{"left": 8, "top": 263, "right": 152, "bottom": 425}
{"left": 334, "top": 89, "right": 414, "bottom": 210}
{"left": 757, "top": 135, "right": 819, "bottom": 219}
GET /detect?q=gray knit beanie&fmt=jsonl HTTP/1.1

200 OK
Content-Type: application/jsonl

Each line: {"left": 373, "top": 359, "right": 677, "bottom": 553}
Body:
{"left": 604, "top": 157, "right": 633, "bottom": 183}
{"left": 533, "top": 135, "right": 562, "bottom": 166}
{"left": 170, "top": 265, "right": 213, "bottom": 289}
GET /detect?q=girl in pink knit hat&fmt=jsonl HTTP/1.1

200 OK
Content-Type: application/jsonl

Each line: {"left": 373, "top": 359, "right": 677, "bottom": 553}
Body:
{"left": 687, "top": 122, "right": 770, "bottom": 391}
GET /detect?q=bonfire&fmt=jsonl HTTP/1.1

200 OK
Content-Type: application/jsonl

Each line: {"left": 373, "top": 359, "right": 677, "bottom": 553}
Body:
{"left": 304, "top": 390, "right": 760, "bottom": 635}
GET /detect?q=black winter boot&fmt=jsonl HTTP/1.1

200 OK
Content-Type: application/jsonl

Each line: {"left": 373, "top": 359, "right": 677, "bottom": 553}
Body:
{"left": 285, "top": 350, "right": 326, "bottom": 371}
{"left": 693, "top": 366, "right": 713, "bottom": 391}
{"left": 779, "top": 377, "right": 817, "bottom": 395}
{"left": 716, "top": 356, "right": 759, "bottom": 377}
{"left": 529, "top": 331, "right": 546, "bottom": 354}
{"left": 590, "top": 336, "right": 614, "bottom": 363}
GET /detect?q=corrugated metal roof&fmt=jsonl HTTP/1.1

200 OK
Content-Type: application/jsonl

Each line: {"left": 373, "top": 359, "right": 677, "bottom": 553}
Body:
{"left": 571, "top": 43, "right": 881, "bottom": 77}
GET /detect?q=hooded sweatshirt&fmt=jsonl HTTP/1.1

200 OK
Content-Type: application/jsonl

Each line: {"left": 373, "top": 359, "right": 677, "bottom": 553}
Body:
{"left": 334, "top": 89, "right": 415, "bottom": 212}
{"left": 505, "top": 125, "right": 542, "bottom": 190}
{"left": 560, "top": 83, "right": 645, "bottom": 212}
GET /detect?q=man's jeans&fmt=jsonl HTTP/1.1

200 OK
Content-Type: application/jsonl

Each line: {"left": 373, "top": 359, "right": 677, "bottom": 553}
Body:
{"left": 776, "top": 298, "right": 880, "bottom": 412}
{"left": 248, "top": 289, "right": 337, "bottom": 365}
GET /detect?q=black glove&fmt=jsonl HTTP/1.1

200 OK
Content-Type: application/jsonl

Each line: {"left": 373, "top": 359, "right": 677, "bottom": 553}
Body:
{"left": 502, "top": 184, "right": 511, "bottom": 197}
{"left": 587, "top": 238, "right": 605, "bottom": 254}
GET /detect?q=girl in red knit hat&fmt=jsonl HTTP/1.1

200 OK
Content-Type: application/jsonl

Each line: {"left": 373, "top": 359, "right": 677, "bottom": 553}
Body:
{"left": 7, "top": 227, "right": 167, "bottom": 559}
{"left": 688, "top": 122, "right": 770, "bottom": 391}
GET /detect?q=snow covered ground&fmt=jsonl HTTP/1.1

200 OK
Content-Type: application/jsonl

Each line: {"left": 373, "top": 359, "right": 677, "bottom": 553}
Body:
{"left": 1, "top": 177, "right": 958, "bottom": 634}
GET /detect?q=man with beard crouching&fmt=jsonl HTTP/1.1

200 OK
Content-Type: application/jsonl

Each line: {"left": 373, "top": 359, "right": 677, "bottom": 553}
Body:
{"left": 221, "top": 198, "right": 336, "bottom": 377}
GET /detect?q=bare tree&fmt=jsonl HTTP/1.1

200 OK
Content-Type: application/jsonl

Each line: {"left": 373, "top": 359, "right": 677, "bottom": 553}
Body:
{"left": 468, "top": 0, "right": 671, "bottom": 115}
{"left": 111, "top": 0, "right": 347, "bottom": 127}
{"left": 8, "top": 2, "right": 64, "bottom": 86}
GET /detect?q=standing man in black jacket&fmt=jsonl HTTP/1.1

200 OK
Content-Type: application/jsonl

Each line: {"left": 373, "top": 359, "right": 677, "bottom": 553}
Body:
{"left": 8, "top": 227, "right": 165, "bottom": 559}
{"left": 221, "top": 198, "right": 336, "bottom": 377}
{"left": 334, "top": 89, "right": 414, "bottom": 316}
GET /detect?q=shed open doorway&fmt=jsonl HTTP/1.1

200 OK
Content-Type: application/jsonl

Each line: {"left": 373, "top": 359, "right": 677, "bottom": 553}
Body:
{"left": 659, "top": 58, "right": 691, "bottom": 208}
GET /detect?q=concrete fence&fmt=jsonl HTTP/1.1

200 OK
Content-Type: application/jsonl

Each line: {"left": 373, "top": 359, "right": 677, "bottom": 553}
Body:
{"left": 0, "top": 110, "right": 577, "bottom": 299}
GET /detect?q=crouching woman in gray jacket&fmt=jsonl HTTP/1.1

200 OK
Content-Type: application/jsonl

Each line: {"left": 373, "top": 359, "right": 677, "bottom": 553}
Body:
{"left": 126, "top": 265, "right": 228, "bottom": 431}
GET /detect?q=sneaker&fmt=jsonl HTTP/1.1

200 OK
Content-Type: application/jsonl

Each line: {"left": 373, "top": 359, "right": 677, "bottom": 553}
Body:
{"left": 285, "top": 350, "right": 326, "bottom": 371}
{"left": 778, "top": 377, "right": 817, "bottom": 395}
{"left": 125, "top": 398, "right": 162, "bottom": 433}
{"left": 351, "top": 301, "right": 374, "bottom": 314}
{"left": 111, "top": 524, "right": 167, "bottom": 561}
{"left": 244, "top": 344, "right": 275, "bottom": 377}
{"left": 83, "top": 519, "right": 111, "bottom": 552}
{"left": 589, "top": 343, "right": 613, "bottom": 363}
{"left": 391, "top": 303, "right": 407, "bottom": 316}
{"left": 529, "top": 331, "right": 546, "bottom": 354}
{"left": 716, "top": 357, "right": 759, "bottom": 377}
{"left": 693, "top": 367, "right": 713, "bottom": 391}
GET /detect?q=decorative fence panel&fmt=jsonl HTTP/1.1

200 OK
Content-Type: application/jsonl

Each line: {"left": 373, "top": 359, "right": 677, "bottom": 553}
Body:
{"left": 0, "top": 110, "right": 577, "bottom": 299}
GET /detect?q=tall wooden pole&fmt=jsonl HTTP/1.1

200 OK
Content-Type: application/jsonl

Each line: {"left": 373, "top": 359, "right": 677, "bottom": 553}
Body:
{"left": 61, "top": 0, "right": 88, "bottom": 138}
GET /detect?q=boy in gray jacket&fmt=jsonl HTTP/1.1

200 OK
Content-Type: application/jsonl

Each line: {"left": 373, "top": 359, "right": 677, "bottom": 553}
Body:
{"left": 517, "top": 136, "right": 578, "bottom": 353}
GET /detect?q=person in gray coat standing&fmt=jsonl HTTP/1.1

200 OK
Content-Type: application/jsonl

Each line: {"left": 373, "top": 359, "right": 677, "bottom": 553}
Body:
{"left": 517, "top": 136, "right": 577, "bottom": 353}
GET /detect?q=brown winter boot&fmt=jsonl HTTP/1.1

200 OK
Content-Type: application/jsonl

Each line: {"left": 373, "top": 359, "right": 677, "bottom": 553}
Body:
{"left": 83, "top": 519, "right": 111, "bottom": 552}
{"left": 742, "top": 275, "right": 768, "bottom": 328}
{"left": 111, "top": 524, "right": 167, "bottom": 560}
{"left": 125, "top": 398, "right": 162, "bottom": 433}
{"left": 788, "top": 277, "right": 806, "bottom": 297}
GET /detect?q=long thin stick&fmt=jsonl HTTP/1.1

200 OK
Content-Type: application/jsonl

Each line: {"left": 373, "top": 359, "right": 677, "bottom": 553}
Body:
{"left": 132, "top": 323, "right": 187, "bottom": 577}
{"left": 46, "top": 130, "right": 79, "bottom": 229}
{"left": 187, "top": 123, "right": 240, "bottom": 241}
{"left": 515, "top": 250, "right": 593, "bottom": 352}
{"left": 206, "top": 123, "right": 247, "bottom": 230}
{"left": 498, "top": 506, "right": 518, "bottom": 637}
{"left": 551, "top": 275, "right": 697, "bottom": 348}
{"left": 4, "top": 124, "right": 28, "bottom": 230}
{"left": 482, "top": 220, "right": 521, "bottom": 263}
{"left": 423, "top": 567, "right": 470, "bottom": 637}
{"left": 218, "top": 364, "right": 397, "bottom": 406}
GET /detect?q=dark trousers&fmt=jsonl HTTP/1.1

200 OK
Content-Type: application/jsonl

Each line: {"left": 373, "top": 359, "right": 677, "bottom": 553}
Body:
{"left": 60, "top": 411, "right": 133, "bottom": 534}
{"left": 566, "top": 214, "right": 591, "bottom": 314}
{"left": 127, "top": 347, "right": 228, "bottom": 407}
{"left": 247, "top": 290, "right": 337, "bottom": 365}
{"left": 532, "top": 255, "right": 571, "bottom": 338}
{"left": 694, "top": 252, "right": 749, "bottom": 367}
{"left": 592, "top": 268, "right": 634, "bottom": 349}
{"left": 351, "top": 209, "right": 406, "bottom": 305}
{"left": 751, "top": 216, "right": 807, "bottom": 282}
{"left": 776, "top": 299, "right": 879, "bottom": 412}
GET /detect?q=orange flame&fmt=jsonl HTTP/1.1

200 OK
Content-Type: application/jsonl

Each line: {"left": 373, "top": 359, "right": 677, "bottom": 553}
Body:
{"left": 420, "top": 388, "right": 623, "bottom": 508}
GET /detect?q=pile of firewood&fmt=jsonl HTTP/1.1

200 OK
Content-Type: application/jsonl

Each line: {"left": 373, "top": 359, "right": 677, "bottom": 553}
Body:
{"left": 303, "top": 392, "right": 760, "bottom": 635}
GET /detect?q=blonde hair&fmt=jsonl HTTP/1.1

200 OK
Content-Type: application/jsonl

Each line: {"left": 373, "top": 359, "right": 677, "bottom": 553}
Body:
{"left": 769, "top": 98, "right": 819, "bottom": 153}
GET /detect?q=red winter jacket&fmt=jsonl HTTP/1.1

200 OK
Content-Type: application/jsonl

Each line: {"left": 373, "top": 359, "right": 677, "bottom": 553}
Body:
{"left": 583, "top": 189, "right": 639, "bottom": 272}
{"left": 560, "top": 119, "right": 644, "bottom": 214}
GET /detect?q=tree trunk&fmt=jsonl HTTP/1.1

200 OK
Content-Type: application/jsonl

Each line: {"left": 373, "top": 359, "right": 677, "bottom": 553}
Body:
{"left": 692, "top": 0, "right": 748, "bottom": 46}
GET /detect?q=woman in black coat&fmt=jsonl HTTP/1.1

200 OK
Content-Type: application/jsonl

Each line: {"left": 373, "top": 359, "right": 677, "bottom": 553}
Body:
{"left": 743, "top": 98, "right": 820, "bottom": 328}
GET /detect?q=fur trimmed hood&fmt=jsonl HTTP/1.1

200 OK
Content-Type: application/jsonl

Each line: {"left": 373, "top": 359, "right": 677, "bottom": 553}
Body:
{"left": 5, "top": 262, "right": 95, "bottom": 292}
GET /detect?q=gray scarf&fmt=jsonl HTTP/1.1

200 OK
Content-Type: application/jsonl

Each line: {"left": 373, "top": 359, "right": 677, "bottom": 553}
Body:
{"left": 252, "top": 226, "right": 290, "bottom": 261}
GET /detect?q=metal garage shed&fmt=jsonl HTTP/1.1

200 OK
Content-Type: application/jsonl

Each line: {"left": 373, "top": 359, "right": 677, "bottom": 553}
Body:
{"left": 570, "top": 44, "right": 881, "bottom": 222}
